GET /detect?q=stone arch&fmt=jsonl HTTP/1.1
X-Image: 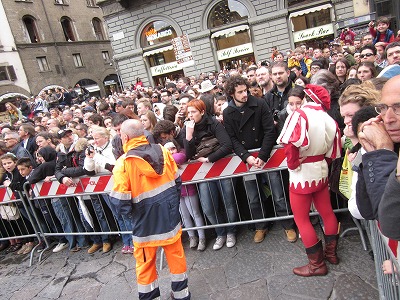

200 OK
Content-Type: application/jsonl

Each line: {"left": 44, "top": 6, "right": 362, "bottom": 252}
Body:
{"left": 200, "top": 0, "right": 257, "bottom": 31}
{"left": 134, "top": 15, "right": 183, "bottom": 50}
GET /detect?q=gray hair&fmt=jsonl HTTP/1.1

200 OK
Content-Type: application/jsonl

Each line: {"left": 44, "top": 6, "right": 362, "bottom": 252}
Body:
{"left": 310, "top": 69, "right": 340, "bottom": 95}
{"left": 121, "top": 119, "right": 144, "bottom": 139}
{"left": 4, "top": 131, "right": 20, "bottom": 141}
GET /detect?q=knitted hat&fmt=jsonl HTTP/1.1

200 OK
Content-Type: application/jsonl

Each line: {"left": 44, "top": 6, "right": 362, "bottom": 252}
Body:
{"left": 304, "top": 84, "right": 331, "bottom": 110}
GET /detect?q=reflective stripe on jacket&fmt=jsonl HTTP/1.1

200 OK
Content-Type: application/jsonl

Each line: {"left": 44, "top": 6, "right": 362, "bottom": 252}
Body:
{"left": 110, "top": 135, "right": 182, "bottom": 248}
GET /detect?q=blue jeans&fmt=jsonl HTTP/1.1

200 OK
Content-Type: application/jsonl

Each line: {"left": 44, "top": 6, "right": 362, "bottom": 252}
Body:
{"left": 103, "top": 194, "right": 133, "bottom": 247}
{"left": 52, "top": 197, "right": 87, "bottom": 249}
{"left": 243, "top": 174, "right": 269, "bottom": 230}
{"left": 78, "top": 195, "right": 110, "bottom": 244}
{"left": 263, "top": 171, "right": 295, "bottom": 230}
{"left": 35, "top": 198, "right": 67, "bottom": 243}
{"left": 198, "top": 178, "right": 238, "bottom": 236}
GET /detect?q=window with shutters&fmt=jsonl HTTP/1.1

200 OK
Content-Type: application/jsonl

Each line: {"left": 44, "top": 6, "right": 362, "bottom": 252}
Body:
{"left": 73, "top": 53, "right": 84, "bottom": 67}
{"left": 0, "top": 66, "right": 17, "bottom": 81}
{"left": 37, "top": 57, "right": 50, "bottom": 72}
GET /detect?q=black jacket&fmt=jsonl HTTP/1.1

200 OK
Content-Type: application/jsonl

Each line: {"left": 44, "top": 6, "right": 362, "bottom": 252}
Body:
{"left": 223, "top": 95, "right": 276, "bottom": 163}
{"left": 27, "top": 146, "right": 57, "bottom": 184}
{"left": 55, "top": 142, "right": 94, "bottom": 182}
{"left": 263, "top": 82, "right": 293, "bottom": 113}
{"left": 183, "top": 113, "right": 232, "bottom": 163}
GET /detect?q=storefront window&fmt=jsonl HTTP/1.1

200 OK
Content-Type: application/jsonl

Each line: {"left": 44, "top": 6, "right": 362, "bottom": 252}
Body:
{"left": 214, "top": 30, "right": 250, "bottom": 50}
{"left": 147, "top": 49, "right": 176, "bottom": 67}
{"left": 208, "top": 0, "right": 249, "bottom": 28}
{"left": 140, "top": 20, "right": 177, "bottom": 47}
{"left": 291, "top": 9, "right": 331, "bottom": 32}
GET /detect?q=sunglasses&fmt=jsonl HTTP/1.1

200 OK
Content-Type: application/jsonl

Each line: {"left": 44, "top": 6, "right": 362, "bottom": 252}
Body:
{"left": 360, "top": 53, "right": 374, "bottom": 59}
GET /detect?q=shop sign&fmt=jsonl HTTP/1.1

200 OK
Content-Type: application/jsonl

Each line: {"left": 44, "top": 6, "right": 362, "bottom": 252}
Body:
{"left": 145, "top": 28, "right": 173, "bottom": 42}
{"left": 150, "top": 61, "right": 183, "bottom": 76}
{"left": 217, "top": 43, "right": 253, "bottom": 61}
{"left": 293, "top": 24, "right": 334, "bottom": 43}
{"left": 172, "top": 34, "right": 195, "bottom": 68}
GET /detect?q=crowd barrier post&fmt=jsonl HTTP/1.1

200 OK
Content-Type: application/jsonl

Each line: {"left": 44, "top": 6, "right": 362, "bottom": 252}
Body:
{"left": 0, "top": 185, "right": 41, "bottom": 266}
{"left": 368, "top": 220, "right": 400, "bottom": 300}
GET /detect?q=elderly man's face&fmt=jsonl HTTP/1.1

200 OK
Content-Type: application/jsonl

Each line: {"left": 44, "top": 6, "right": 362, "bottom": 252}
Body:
{"left": 380, "top": 77, "right": 400, "bottom": 143}
{"left": 4, "top": 134, "right": 18, "bottom": 148}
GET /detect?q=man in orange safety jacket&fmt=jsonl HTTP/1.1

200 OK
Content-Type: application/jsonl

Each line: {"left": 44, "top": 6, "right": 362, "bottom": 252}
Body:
{"left": 110, "top": 119, "right": 190, "bottom": 300}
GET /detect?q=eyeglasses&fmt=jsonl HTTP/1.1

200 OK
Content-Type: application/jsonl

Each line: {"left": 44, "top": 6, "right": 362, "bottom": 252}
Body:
{"left": 3, "top": 138, "right": 16, "bottom": 141}
{"left": 375, "top": 103, "right": 400, "bottom": 115}
{"left": 360, "top": 53, "right": 374, "bottom": 59}
{"left": 311, "top": 66, "right": 321, "bottom": 70}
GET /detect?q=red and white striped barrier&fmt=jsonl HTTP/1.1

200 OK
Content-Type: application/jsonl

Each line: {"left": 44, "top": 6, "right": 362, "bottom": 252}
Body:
{"left": 0, "top": 186, "right": 16, "bottom": 202}
{"left": 1, "top": 147, "right": 287, "bottom": 200}
{"left": 179, "top": 147, "right": 287, "bottom": 182}
{"left": 31, "top": 175, "right": 114, "bottom": 198}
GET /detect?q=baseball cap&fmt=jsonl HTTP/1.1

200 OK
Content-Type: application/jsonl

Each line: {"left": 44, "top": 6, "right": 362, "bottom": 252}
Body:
{"left": 57, "top": 129, "right": 73, "bottom": 139}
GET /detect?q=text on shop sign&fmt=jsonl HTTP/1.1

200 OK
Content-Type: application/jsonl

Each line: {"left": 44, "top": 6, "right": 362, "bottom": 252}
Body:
{"left": 217, "top": 43, "right": 254, "bottom": 60}
{"left": 293, "top": 24, "right": 334, "bottom": 43}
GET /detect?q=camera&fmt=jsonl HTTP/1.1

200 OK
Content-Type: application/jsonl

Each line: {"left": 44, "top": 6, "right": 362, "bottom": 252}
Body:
{"left": 273, "top": 110, "right": 280, "bottom": 122}
{"left": 87, "top": 145, "right": 95, "bottom": 155}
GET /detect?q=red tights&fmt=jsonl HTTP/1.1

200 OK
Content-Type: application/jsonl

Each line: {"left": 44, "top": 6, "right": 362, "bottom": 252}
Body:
{"left": 290, "top": 186, "right": 338, "bottom": 248}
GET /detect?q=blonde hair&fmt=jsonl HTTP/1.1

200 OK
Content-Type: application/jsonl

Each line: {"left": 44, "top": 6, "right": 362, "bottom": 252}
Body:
{"left": 90, "top": 125, "right": 110, "bottom": 139}
{"left": 338, "top": 83, "right": 380, "bottom": 107}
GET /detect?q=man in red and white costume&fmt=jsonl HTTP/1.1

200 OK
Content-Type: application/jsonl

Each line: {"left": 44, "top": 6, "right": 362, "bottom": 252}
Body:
{"left": 277, "top": 84, "right": 342, "bottom": 277}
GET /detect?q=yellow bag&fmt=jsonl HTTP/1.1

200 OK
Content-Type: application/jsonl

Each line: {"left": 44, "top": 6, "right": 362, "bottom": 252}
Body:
{"left": 338, "top": 152, "right": 353, "bottom": 199}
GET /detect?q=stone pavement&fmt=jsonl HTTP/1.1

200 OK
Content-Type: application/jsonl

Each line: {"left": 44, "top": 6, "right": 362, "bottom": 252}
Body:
{"left": 0, "top": 215, "right": 379, "bottom": 300}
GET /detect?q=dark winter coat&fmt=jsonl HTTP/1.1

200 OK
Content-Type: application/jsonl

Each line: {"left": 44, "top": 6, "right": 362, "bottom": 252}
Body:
{"left": 223, "top": 95, "right": 276, "bottom": 163}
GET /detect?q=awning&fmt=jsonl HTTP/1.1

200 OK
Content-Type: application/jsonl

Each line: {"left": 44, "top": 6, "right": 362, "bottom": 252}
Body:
{"left": 143, "top": 45, "right": 174, "bottom": 57}
{"left": 211, "top": 25, "right": 249, "bottom": 38}
{"left": 289, "top": 4, "right": 332, "bottom": 19}
{"left": 85, "top": 84, "right": 100, "bottom": 93}
{"left": 0, "top": 93, "right": 29, "bottom": 102}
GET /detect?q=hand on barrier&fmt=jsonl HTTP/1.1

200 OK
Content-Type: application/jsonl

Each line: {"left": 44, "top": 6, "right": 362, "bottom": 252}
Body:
{"left": 62, "top": 177, "right": 74, "bottom": 187}
{"left": 3, "top": 179, "right": 11, "bottom": 187}
{"left": 254, "top": 157, "right": 265, "bottom": 169}
{"left": 44, "top": 175, "right": 54, "bottom": 182}
{"left": 246, "top": 155, "right": 257, "bottom": 167}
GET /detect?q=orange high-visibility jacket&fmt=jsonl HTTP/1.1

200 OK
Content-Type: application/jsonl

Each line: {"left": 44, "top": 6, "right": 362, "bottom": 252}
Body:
{"left": 110, "top": 136, "right": 182, "bottom": 248}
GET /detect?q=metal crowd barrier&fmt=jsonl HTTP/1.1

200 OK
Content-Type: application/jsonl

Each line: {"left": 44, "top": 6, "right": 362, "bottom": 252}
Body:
{"left": 367, "top": 220, "right": 400, "bottom": 300}
{"left": 0, "top": 187, "right": 42, "bottom": 266}
{"left": 0, "top": 146, "right": 358, "bottom": 266}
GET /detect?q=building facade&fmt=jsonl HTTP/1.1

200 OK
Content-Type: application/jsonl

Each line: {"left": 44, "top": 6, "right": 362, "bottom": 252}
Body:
{"left": 97, "top": 0, "right": 398, "bottom": 88}
{"left": 0, "top": 0, "right": 119, "bottom": 102}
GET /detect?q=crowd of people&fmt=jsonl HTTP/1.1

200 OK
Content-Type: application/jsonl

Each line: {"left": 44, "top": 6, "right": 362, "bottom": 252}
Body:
{"left": 0, "top": 18, "right": 400, "bottom": 285}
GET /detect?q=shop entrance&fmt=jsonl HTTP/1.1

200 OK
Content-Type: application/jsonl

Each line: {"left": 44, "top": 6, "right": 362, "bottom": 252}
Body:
{"left": 219, "top": 53, "right": 255, "bottom": 71}
{"left": 152, "top": 70, "right": 185, "bottom": 87}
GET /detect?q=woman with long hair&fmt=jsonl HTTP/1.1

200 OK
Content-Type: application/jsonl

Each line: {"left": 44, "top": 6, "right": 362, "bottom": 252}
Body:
{"left": 5, "top": 102, "right": 23, "bottom": 126}
{"left": 356, "top": 62, "right": 377, "bottom": 82}
{"left": 334, "top": 58, "right": 350, "bottom": 84}
{"left": 183, "top": 99, "right": 238, "bottom": 250}
{"left": 140, "top": 111, "right": 157, "bottom": 133}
